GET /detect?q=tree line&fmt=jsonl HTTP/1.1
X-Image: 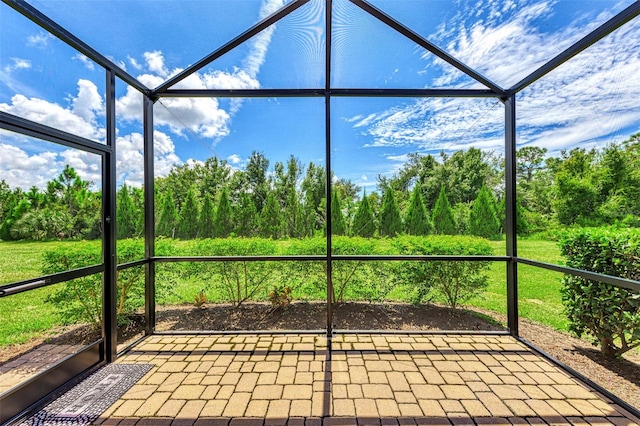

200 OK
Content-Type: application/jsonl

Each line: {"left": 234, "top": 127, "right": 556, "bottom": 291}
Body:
{"left": 1, "top": 132, "right": 638, "bottom": 242}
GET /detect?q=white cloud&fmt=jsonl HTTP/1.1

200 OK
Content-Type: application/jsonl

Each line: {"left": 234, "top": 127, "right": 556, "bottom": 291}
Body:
{"left": 0, "top": 142, "right": 59, "bottom": 189}
{"left": 26, "top": 32, "right": 54, "bottom": 48}
{"left": 227, "top": 154, "right": 242, "bottom": 164}
{"left": 144, "top": 51, "right": 169, "bottom": 77}
{"left": 3, "top": 58, "right": 32, "bottom": 73}
{"left": 72, "top": 53, "right": 95, "bottom": 70}
{"left": 116, "top": 73, "right": 232, "bottom": 141}
{"left": 115, "top": 131, "right": 181, "bottom": 187}
{"left": 0, "top": 58, "right": 37, "bottom": 97}
{"left": 72, "top": 79, "right": 104, "bottom": 124}
{"left": 350, "top": 0, "right": 640, "bottom": 157}
{"left": 128, "top": 55, "right": 143, "bottom": 71}
{"left": 0, "top": 140, "right": 102, "bottom": 190}
{"left": 0, "top": 80, "right": 105, "bottom": 142}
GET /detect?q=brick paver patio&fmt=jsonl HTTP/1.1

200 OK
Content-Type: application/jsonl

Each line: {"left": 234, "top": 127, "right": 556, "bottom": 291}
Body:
{"left": 91, "top": 334, "right": 639, "bottom": 425}
{"left": 0, "top": 344, "right": 84, "bottom": 393}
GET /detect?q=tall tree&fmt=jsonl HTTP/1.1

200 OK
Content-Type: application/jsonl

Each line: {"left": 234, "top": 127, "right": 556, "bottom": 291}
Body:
{"left": 468, "top": 185, "right": 500, "bottom": 239}
{"left": 157, "top": 190, "right": 178, "bottom": 238}
{"left": 379, "top": 187, "right": 402, "bottom": 237}
{"left": 432, "top": 185, "right": 457, "bottom": 235}
{"left": 259, "top": 192, "right": 281, "bottom": 239}
{"left": 351, "top": 193, "right": 376, "bottom": 238}
{"left": 213, "top": 187, "right": 233, "bottom": 238}
{"left": 552, "top": 148, "right": 599, "bottom": 225}
{"left": 301, "top": 162, "right": 325, "bottom": 231}
{"left": 234, "top": 193, "right": 258, "bottom": 237}
{"left": 498, "top": 196, "right": 529, "bottom": 236}
{"left": 177, "top": 189, "right": 199, "bottom": 239}
{"left": 246, "top": 151, "right": 270, "bottom": 212}
{"left": 199, "top": 193, "right": 215, "bottom": 238}
{"left": 273, "top": 156, "right": 302, "bottom": 207}
{"left": 116, "top": 184, "right": 139, "bottom": 238}
{"left": 404, "top": 186, "right": 432, "bottom": 235}
{"left": 49, "top": 165, "right": 90, "bottom": 217}
{"left": 517, "top": 146, "right": 547, "bottom": 182}
{"left": 330, "top": 190, "right": 347, "bottom": 236}
{"left": 198, "top": 157, "right": 231, "bottom": 198}
{"left": 283, "top": 189, "right": 306, "bottom": 238}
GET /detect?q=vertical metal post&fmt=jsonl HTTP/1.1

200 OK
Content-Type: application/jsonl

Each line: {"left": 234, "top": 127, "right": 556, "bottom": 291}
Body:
{"left": 325, "top": 0, "right": 333, "bottom": 337}
{"left": 103, "top": 68, "right": 118, "bottom": 362}
{"left": 143, "top": 96, "right": 156, "bottom": 335}
{"left": 505, "top": 95, "right": 518, "bottom": 336}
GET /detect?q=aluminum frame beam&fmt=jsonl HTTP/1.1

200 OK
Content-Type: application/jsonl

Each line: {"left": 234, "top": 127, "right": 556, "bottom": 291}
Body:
{"left": 102, "top": 70, "right": 118, "bottom": 362}
{"left": 517, "top": 257, "right": 640, "bottom": 292}
{"left": 1, "top": 112, "right": 110, "bottom": 156}
{"left": 158, "top": 88, "right": 500, "bottom": 98}
{"left": 504, "top": 96, "right": 518, "bottom": 336}
{"left": 143, "top": 96, "right": 156, "bottom": 335}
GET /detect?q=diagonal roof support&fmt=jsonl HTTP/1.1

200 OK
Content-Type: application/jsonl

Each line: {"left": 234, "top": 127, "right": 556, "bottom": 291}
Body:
{"left": 510, "top": 1, "right": 640, "bottom": 94}
{"left": 349, "top": 0, "right": 506, "bottom": 97}
{"left": 152, "top": 0, "right": 310, "bottom": 96}
{"left": 3, "top": 0, "right": 149, "bottom": 94}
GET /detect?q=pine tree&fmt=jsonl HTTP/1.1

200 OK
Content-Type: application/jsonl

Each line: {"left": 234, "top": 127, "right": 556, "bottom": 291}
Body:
{"left": 116, "top": 184, "right": 138, "bottom": 238}
{"left": 234, "top": 192, "right": 258, "bottom": 237}
{"left": 379, "top": 187, "right": 402, "bottom": 237}
{"left": 177, "top": 189, "right": 199, "bottom": 239}
{"left": 404, "top": 186, "right": 432, "bottom": 235}
{"left": 284, "top": 190, "right": 306, "bottom": 238}
{"left": 213, "top": 187, "right": 233, "bottom": 238}
{"left": 259, "top": 192, "right": 281, "bottom": 239}
{"left": 498, "top": 196, "right": 529, "bottom": 236}
{"left": 432, "top": 185, "right": 457, "bottom": 235}
{"left": 330, "top": 190, "right": 347, "bottom": 236}
{"left": 157, "top": 190, "right": 178, "bottom": 238}
{"left": 199, "top": 193, "right": 215, "bottom": 238}
{"left": 351, "top": 193, "right": 375, "bottom": 238}
{"left": 469, "top": 185, "right": 501, "bottom": 239}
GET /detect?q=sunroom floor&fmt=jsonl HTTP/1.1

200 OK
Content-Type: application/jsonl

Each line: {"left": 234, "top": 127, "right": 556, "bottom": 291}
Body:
{"left": 29, "top": 333, "right": 640, "bottom": 425}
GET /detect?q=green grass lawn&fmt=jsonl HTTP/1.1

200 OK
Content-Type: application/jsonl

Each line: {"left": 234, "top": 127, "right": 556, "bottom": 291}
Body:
{"left": 0, "top": 241, "right": 75, "bottom": 346}
{"left": 0, "top": 238, "right": 570, "bottom": 347}
{"left": 465, "top": 239, "right": 568, "bottom": 331}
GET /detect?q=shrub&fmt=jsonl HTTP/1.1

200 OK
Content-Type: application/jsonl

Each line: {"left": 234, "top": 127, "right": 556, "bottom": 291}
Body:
{"left": 379, "top": 187, "right": 402, "bottom": 237}
{"left": 432, "top": 186, "right": 457, "bottom": 235}
{"left": 187, "top": 238, "right": 278, "bottom": 306}
{"left": 285, "top": 237, "right": 393, "bottom": 303}
{"left": 44, "top": 239, "right": 147, "bottom": 328}
{"left": 404, "top": 186, "right": 432, "bottom": 236}
{"left": 391, "top": 235, "right": 493, "bottom": 309}
{"left": 351, "top": 194, "right": 376, "bottom": 238}
{"left": 468, "top": 185, "right": 500, "bottom": 240}
{"left": 560, "top": 228, "right": 640, "bottom": 358}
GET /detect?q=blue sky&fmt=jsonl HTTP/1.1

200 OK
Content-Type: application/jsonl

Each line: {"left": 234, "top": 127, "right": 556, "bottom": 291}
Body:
{"left": 1, "top": 0, "right": 638, "bottom": 192}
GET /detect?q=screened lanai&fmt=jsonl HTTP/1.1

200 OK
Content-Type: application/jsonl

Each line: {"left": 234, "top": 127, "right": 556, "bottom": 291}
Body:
{"left": 1, "top": 0, "right": 640, "bottom": 424}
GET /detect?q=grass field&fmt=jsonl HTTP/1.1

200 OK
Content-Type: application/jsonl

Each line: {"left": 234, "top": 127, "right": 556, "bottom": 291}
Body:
{"left": 0, "top": 238, "right": 567, "bottom": 347}
{"left": 467, "top": 240, "right": 567, "bottom": 330}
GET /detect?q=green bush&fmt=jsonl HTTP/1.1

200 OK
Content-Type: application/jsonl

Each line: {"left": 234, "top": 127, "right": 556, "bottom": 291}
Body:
{"left": 43, "top": 239, "right": 148, "bottom": 328}
{"left": 285, "top": 237, "right": 393, "bottom": 303}
{"left": 186, "top": 238, "right": 278, "bottom": 306}
{"left": 560, "top": 228, "right": 640, "bottom": 358}
{"left": 391, "top": 235, "right": 493, "bottom": 309}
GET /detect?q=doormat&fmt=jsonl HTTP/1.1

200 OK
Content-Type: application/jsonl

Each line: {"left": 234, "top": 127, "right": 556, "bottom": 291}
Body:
{"left": 18, "top": 363, "right": 153, "bottom": 426}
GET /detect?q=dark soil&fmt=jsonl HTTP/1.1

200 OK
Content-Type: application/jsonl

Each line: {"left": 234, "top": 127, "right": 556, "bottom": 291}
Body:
{"left": 153, "top": 301, "right": 504, "bottom": 332}
{"left": 2, "top": 301, "right": 638, "bottom": 410}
